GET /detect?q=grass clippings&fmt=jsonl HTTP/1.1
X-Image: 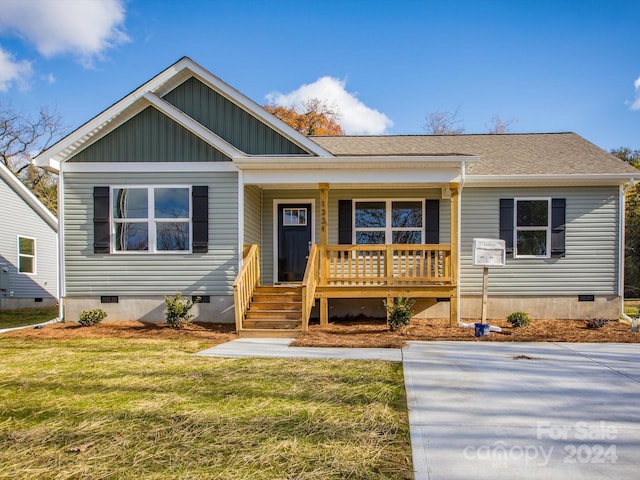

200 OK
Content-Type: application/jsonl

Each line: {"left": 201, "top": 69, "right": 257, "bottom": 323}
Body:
{"left": 0, "top": 334, "right": 411, "bottom": 480}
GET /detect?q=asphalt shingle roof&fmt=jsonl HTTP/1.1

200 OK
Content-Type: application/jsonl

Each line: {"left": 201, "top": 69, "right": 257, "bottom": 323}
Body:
{"left": 311, "top": 133, "right": 639, "bottom": 176}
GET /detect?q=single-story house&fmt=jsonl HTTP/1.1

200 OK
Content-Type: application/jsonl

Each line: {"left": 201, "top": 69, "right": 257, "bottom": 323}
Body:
{"left": 0, "top": 162, "right": 58, "bottom": 309}
{"left": 34, "top": 57, "right": 639, "bottom": 335}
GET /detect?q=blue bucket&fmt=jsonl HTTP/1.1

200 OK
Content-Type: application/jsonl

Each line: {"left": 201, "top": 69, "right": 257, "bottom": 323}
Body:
{"left": 474, "top": 323, "right": 491, "bottom": 337}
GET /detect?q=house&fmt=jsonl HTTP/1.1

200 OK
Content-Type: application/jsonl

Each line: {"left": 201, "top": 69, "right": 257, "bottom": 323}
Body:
{"left": 0, "top": 162, "right": 58, "bottom": 310}
{"left": 34, "top": 57, "right": 639, "bottom": 335}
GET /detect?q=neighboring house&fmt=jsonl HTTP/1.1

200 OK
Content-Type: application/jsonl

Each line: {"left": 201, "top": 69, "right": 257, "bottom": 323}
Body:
{"left": 0, "top": 162, "right": 58, "bottom": 309}
{"left": 34, "top": 57, "right": 639, "bottom": 335}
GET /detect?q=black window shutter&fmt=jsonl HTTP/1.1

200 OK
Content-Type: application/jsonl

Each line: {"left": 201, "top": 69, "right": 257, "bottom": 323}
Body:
{"left": 192, "top": 186, "right": 209, "bottom": 253}
{"left": 425, "top": 199, "right": 440, "bottom": 244}
{"left": 499, "top": 198, "right": 514, "bottom": 258}
{"left": 551, "top": 198, "right": 566, "bottom": 258}
{"left": 93, "top": 186, "right": 110, "bottom": 254}
{"left": 338, "top": 200, "right": 352, "bottom": 244}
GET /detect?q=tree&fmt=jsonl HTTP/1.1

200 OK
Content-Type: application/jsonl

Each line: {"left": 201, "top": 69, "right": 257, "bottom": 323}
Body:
{"left": 612, "top": 147, "right": 640, "bottom": 297}
{"left": 485, "top": 114, "right": 518, "bottom": 134}
{"left": 0, "top": 103, "right": 64, "bottom": 213}
{"left": 264, "top": 98, "right": 344, "bottom": 136}
{"left": 424, "top": 108, "right": 465, "bottom": 135}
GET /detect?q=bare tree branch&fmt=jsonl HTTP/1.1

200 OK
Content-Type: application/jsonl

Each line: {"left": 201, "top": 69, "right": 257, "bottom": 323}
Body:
{"left": 424, "top": 107, "right": 465, "bottom": 135}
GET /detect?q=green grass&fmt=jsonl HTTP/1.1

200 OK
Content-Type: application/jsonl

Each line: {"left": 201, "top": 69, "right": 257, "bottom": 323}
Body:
{"left": 0, "top": 337, "right": 412, "bottom": 479}
{"left": 0, "top": 306, "right": 58, "bottom": 329}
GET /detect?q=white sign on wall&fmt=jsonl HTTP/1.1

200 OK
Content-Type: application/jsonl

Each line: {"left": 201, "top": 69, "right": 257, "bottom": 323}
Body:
{"left": 473, "top": 238, "right": 506, "bottom": 267}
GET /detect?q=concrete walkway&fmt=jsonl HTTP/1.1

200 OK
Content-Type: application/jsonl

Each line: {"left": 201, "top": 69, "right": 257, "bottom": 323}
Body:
{"left": 198, "top": 339, "right": 640, "bottom": 479}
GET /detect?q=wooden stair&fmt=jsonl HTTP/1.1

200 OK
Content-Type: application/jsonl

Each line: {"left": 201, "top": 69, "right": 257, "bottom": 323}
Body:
{"left": 239, "top": 286, "right": 303, "bottom": 338}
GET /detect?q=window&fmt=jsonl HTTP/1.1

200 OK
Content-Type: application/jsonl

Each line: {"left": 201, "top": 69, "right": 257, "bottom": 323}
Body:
{"left": 283, "top": 208, "right": 307, "bottom": 226}
{"left": 514, "top": 198, "right": 551, "bottom": 258}
{"left": 112, "top": 187, "right": 191, "bottom": 253}
{"left": 354, "top": 200, "right": 423, "bottom": 244}
{"left": 18, "top": 236, "right": 35, "bottom": 274}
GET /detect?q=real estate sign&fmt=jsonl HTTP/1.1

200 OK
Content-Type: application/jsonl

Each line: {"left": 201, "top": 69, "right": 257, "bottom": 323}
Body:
{"left": 472, "top": 238, "right": 506, "bottom": 267}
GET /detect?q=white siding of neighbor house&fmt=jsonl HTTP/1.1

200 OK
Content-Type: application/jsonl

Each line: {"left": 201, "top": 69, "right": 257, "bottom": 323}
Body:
{"left": 259, "top": 187, "right": 447, "bottom": 285}
{"left": 0, "top": 176, "right": 57, "bottom": 299}
{"left": 460, "top": 186, "right": 619, "bottom": 296}
{"left": 62, "top": 171, "right": 238, "bottom": 297}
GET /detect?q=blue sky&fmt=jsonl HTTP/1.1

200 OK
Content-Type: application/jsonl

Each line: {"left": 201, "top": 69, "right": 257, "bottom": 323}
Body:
{"left": 1, "top": 0, "right": 639, "bottom": 152}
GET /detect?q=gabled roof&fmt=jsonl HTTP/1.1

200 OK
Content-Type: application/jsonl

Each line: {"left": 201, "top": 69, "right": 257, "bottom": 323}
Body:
{"left": 34, "top": 57, "right": 333, "bottom": 172}
{"left": 312, "top": 133, "right": 639, "bottom": 178}
{"left": 0, "top": 162, "right": 58, "bottom": 231}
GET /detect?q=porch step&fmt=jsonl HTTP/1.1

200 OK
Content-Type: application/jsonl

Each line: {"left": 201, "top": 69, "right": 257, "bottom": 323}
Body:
{"left": 241, "top": 285, "right": 303, "bottom": 336}
{"left": 238, "top": 328, "right": 302, "bottom": 339}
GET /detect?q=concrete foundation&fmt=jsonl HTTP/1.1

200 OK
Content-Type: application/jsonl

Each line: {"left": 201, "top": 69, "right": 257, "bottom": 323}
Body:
{"left": 0, "top": 296, "right": 58, "bottom": 310}
{"left": 63, "top": 296, "right": 235, "bottom": 324}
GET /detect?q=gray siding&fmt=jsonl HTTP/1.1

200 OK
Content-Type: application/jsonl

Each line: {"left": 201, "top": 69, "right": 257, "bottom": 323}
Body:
{"left": 164, "top": 77, "right": 310, "bottom": 155}
{"left": 70, "top": 106, "right": 231, "bottom": 163}
{"left": 260, "top": 188, "right": 446, "bottom": 285}
{"left": 244, "top": 185, "right": 262, "bottom": 245}
{"left": 460, "top": 186, "right": 619, "bottom": 295}
{"left": 63, "top": 171, "right": 238, "bottom": 296}
{"left": 0, "top": 178, "right": 57, "bottom": 299}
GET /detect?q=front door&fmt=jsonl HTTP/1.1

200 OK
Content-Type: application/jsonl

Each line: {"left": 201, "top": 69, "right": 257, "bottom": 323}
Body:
{"left": 277, "top": 203, "right": 312, "bottom": 282}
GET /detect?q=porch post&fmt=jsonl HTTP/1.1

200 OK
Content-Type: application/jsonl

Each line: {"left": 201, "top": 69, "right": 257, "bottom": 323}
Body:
{"left": 449, "top": 183, "right": 460, "bottom": 326}
{"left": 319, "top": 183, "right": 329, "bottom": 325}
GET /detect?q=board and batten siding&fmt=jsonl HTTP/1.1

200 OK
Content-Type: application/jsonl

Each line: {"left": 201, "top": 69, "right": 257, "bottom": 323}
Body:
{"left": 259, "top": 187, "right": 448, "bottom": 285}
{"left": 460, "top": 186, "right": 619, "bottom": 295}
{"left": 0, "top": 177, "right": 57, "bottom": 299}
{"left": 63, "top": 171, "right": 238, "bottom": 296}
{"left": 163, "top": 77, "right": 310, "bottom": 156}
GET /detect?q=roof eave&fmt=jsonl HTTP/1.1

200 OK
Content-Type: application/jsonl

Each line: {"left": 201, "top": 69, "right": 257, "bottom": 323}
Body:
{"left": 465, "top": 173, "right": 640, "bottom": 187}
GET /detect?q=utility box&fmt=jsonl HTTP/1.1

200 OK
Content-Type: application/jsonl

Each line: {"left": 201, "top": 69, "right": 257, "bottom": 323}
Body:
{"left": 0, "top": 264, "right": 9, "bottom": 291}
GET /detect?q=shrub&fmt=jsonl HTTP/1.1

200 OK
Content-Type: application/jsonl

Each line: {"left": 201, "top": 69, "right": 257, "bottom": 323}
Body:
{"left": 585, "top": 318, "right": 609, "bottom": 329}
{"left": 164, "top": 292, "right": 200, "bottom": 329}
{"left": 384, "top": 296, "right": 415, "bottom": 332}
{"left": 78, "top": 309, "right": 107, "bottom": 327}
{"left": 506, "top": 311, "right": 531, "bottom": 328}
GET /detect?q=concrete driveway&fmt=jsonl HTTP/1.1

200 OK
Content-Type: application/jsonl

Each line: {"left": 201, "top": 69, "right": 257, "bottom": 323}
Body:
{"left": 403, "top": 341, "right": 640, "bottom": 479}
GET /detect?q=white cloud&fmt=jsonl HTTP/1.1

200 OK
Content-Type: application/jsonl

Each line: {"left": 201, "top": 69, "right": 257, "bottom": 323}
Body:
{"left": 0, "top": 47, "right": 31, "bottom": 92}
{"left": 632, "top": 77, "right": 640, "bottom": 110}
{"left": 0, "top": 0, "right": 128, "bottom": 66}
{"left": 266, "top": 76, "right": 393, "bottom": 135}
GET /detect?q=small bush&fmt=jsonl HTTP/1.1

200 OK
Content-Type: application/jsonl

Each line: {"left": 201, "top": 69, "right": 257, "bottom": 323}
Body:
{"left": 585, "top": 318, "right": 609, "bottom": 329}
{"left": 78, "top": 309, "right": 107, "bottom": 327}
{"left": 506, "top": 311, "right": 531, "bottom": 328}
{"left": 164, "top": 292, "right": 200, "bottom": 329}
{"left": 384, "top": 296, "right": 415, "bottom": 332}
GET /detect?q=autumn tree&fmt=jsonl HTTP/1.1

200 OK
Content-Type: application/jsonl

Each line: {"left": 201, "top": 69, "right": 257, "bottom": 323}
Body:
{"left": 264, "top": 98, "right": 344, "bottom": 136}
{"left": 0, "top": 103, "right": 64, "bottom": 214}
{"left": 611, "top": 147, "right": 640, "bottom": 296}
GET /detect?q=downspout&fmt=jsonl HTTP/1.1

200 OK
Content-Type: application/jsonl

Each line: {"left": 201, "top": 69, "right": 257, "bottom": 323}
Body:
{"left": 620, "top": 179, "right": 637, "bottom": 325}
{"left": 57, "top": 163, "right": 65, "bottom": 322}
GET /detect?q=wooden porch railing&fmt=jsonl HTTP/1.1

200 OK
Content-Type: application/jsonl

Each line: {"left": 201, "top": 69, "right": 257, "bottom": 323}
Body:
{"left": 300, "top": 244, "right": 319, "bottom": 331}
{"left": 232, "top": 244, "right": 260, "bottom": 333}
{"left": 320, "top": 244, "right": 452, "bottom": 286}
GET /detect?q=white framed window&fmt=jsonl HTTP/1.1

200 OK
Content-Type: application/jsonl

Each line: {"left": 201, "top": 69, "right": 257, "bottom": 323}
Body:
{"left": 514, "top": 198, "right": 551, "bottom": 258}
{"left": 111, "top": 186, "right": 191, "bottom": 253}
{"left": 18, "top": 236, "right": 36, "bottom": 274}
{"left": 354, "top": 199, "right": 423, "bottom": 244}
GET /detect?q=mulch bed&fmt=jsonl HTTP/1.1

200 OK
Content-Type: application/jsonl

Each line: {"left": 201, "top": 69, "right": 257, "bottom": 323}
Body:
{"left": 3, "top": 317, "right": 640, "bottom": 348}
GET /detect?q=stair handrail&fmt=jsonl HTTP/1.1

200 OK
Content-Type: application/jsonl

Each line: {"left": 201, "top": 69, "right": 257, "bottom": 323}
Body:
{"left": 232, "top": 244, "right": 260, "bottom": 333}
{"left": 300, "top": 244, "right": 319, "bottom": 331}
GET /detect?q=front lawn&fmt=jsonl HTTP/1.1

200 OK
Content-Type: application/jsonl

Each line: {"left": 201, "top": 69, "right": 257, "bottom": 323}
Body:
{"left": 0, "top": 306, "right": 58, "bottom": 329}
{"left": 0, "top": 337, "right": 412, "bottom": 479}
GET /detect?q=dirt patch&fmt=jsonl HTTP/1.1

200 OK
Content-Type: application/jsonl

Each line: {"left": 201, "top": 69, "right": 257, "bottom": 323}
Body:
{"left": 291, "top": 317, "right": 640, "bottom": 348}
{"left": 2, "top": 321, "right": 236, "bottom": 346}
{"left": 3, "top": 317, "right": 640, "bottom": 348}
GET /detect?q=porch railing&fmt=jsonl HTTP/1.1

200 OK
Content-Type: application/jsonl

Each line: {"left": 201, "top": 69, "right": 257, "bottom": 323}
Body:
{"left": 320, "top": 244, "right": 452, "bottom": 286}
{"left": 232, "top": 244, "right": 260, "bottom": 333}
{"left": 300, "top": 244, "right": 319, "bottom": 331}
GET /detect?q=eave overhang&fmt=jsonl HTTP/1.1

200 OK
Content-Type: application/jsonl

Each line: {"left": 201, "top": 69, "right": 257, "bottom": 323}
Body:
{"left": 465, "top": 173, "right": 640, "bottom": 187}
